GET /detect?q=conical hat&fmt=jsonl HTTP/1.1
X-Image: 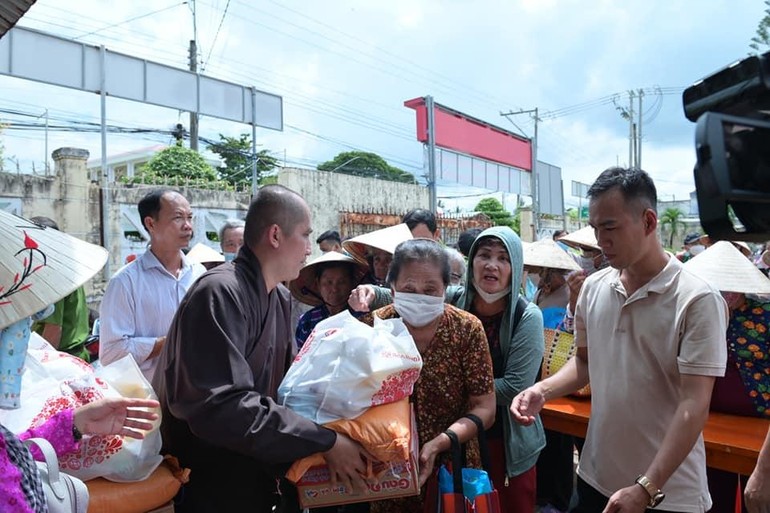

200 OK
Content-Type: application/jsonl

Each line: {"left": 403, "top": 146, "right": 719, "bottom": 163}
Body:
{"left": 557, "top": 226, "right": 600, "bottom": 252}
{"left": 684, "top": 240, "right": 770, "bottom": 294}
{"left": 187, "top": 242, "right": 224, "bottom": 264}
{"left": 342, "top": 223, "right": 413, "bottom": 265}
{"left": 289, "top": 251, "right": 369, "bottom": 306}
{"left": 0, "top": 210, "right": 108, "bottom": 330}
{"left": 524, "top": 239, "right": 581, "bottom": 272}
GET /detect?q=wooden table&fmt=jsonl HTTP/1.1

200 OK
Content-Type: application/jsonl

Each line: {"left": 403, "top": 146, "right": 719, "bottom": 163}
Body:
{"left": 541, "top": 397, "right": 770, "bottom": 475}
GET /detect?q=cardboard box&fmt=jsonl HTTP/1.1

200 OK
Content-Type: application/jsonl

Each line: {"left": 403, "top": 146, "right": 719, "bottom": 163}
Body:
{"left": 295, "top": 409, "right": 419, "bottom": 508}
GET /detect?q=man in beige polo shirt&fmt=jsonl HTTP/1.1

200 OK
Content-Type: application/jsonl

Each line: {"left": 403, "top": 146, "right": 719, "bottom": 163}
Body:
{"left": 512, "top": 167, "right": 727, "bottom": 513}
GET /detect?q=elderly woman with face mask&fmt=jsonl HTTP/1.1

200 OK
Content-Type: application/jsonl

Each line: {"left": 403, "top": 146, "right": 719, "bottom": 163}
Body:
{"left": 351, "top": 227, "right": 545, "bottom": 512}
{"left": 360, "top": 238, "right": 495, "bottom": 513}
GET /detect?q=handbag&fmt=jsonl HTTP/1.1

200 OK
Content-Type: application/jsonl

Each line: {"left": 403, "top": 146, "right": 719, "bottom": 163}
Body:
{"left": 542, "top": 326, "right": 591, "bottom": 397}
{"left": 438, "top": 415, "right": 500, "bottom": 513}
{"left": 24, "top": 437, "right": 89, "bottom": 513}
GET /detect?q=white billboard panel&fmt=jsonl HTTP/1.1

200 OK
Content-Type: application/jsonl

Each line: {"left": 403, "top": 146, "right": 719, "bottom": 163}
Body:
{"left": 0, "top": 27, "right": 283, "bottom": 130}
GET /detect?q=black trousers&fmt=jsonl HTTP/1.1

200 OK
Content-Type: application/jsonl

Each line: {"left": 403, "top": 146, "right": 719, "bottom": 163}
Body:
{"left": 571, "top": 476, "right": 678, "bottom": 513}
{"left": 536, "top": 429, "right": 576, "bottom": 511}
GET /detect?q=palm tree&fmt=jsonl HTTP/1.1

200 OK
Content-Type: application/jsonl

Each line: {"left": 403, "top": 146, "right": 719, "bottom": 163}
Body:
{"left": 659, "top": 208, "right": 686, "bottom": 249}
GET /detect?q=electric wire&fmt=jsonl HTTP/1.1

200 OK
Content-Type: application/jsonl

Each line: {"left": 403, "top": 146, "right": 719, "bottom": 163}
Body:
{"left": 202, "top": 0, "right": 231, "bottom": 72}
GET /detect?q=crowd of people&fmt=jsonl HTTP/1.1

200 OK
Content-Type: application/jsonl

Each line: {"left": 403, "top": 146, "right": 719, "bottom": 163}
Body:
{"left": 4, "top": 166, "right": 770, "bottom": 513}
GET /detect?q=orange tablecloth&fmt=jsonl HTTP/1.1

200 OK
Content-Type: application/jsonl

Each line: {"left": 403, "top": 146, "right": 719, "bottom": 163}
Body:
{"left": 541, "top": 397, "right": 770, "bottom": 475}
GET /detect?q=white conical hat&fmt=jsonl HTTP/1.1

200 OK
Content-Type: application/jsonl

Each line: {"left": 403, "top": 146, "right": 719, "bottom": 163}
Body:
{"left": 342, "top": 223, "right": 413, "bottom": 265}
{"left": 0, "top": 210, "right": 108, "bottom": 330}
{"left": 684, "top": 240, "right": 770, "bottom": 294}
{"left": 524, "top": 239, "right": 581, "bottom": 272}
{"left": 289, "top": 251, "right": 368, "bottom": 306}
{"left": 187, "top": 242, "right": 224, "bottom": 264}
{"left": 557, "top": 226, "right": 600, "bottom": 252}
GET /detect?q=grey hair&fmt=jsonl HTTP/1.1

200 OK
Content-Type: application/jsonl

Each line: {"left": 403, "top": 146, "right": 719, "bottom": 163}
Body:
{"left": 219, "top": 218, "right": 245, "bottom": 242}
{"left": 444, "top": 247, "right": 466, "bottom": 281}
{"left": 387, "top": 239, "right": 450, "bottom": 287}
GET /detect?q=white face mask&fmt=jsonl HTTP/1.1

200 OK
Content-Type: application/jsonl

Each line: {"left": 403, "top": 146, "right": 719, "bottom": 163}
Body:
{"left": 393, "top": 291, "right": 445, "bottom": 327}
{"left": 473, "top": 283, "right": 510, "bottom": 304}
{"left": 223, "top": 252, "right": 237, "bottom": 262}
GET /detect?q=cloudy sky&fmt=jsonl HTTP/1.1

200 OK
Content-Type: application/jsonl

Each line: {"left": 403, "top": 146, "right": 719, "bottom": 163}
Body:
{"left": 2, "top": 0, "right": 764, "bottom": 211}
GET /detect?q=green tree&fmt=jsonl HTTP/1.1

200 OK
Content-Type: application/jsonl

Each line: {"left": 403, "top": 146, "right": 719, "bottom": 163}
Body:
{"left": 207, "top": 133, "right": 278, "bottom": 186}
{"left": 659, "top": 207, "right": 686, "bottom": 248}
{"left": 474, "top": 197, "right": 515, "bottom": 229}
{"left": 751, "top": 0, "right": 770, "bottom": 52}
{"left": 317, "top": 151, "right": 416, "bottom": 184}
{"left": 125, "top": 141, "right": 223, "bottom": 188}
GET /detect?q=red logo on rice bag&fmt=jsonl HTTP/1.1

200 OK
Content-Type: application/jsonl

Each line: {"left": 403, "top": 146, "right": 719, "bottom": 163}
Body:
{"left": 371, "top": 368, "right": 421, "bottom": 406}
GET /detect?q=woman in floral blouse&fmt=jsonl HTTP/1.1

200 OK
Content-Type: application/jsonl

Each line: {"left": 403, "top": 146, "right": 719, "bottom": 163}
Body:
{"left": 684, "top": 241, "right": 770, "bottom": 513}
{"left": 361, "top": 239, "right": 495, "bottom": 513}
{"left": 0, "top": 317, "right": 159, "bottom": 513}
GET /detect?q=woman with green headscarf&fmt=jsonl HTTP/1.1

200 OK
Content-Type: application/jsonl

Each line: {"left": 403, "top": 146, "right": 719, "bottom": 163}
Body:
{"left": 350, "top": 227, "right": 545, "bottom": 511}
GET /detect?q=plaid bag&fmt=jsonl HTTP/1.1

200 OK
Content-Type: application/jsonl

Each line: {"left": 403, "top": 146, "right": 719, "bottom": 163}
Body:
{"left": 542, "top": 327, "right": 591, "bottom": 397}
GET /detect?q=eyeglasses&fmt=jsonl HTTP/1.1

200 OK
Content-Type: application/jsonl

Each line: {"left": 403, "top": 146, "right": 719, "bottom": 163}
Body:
{"left": 450, "top": 272, "right": 463, "bottom": 281}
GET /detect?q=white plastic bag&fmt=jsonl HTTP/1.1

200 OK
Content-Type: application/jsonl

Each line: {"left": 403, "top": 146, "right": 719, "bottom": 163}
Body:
{"left": 0, "top": 336, "right": 162, "bottom": 482}
{"left": 278, "top": 311, "right": 422, "bottom": 424}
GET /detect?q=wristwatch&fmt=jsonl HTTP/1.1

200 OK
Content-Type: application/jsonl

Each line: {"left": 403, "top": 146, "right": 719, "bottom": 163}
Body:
{"left": 635, "top": 475, "right": 665, "bottom": 508}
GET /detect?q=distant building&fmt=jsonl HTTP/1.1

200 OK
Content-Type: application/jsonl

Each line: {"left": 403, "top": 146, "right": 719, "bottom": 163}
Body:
{"left": 86, "top": 145, "right": 221, "bottom": 182}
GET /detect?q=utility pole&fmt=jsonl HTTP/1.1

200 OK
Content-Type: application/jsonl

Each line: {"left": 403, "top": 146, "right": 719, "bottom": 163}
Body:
{"left": 188, "top": 0, "right": 199, "bottom": 151}
{"left": 628, "top": 91, "right": 635, "bottom": 168}
{"left": 614, "top": 91, "right": 638, "bottom": 167}
{"left": 425, "top": 95, "right": 437, "bottom": 214}
{"left": 189, "top": 39, "right": 199, "bottom": 151}
{"left": 637, "top": 89, "right": 644, "bottom": 169}
{"left": 500, "top": 108, "right": 540, "bottom": 236}
{"left": 36, "top": 109, "right": 49, "bottom": 174}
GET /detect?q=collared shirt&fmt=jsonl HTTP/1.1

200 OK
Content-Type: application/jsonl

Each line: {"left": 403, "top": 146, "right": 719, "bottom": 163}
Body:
{"left": 575, "top": 256, "right": 727, "bottom": 512}
{"left": 99, "top": 249, "right": 205, "bottom": 382}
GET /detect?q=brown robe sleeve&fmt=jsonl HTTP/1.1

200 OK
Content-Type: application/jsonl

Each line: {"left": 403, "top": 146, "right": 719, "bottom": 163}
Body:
{"left": 156, "top": 264, "right": 336, "bottom": 466}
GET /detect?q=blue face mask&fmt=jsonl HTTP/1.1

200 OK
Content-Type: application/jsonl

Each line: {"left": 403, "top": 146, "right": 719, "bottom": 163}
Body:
{"left": 524, "top": 275, "right": 538, "bottom": 301}
{"left": 223, "top": 252, "right": 237, "bottom": 262}
{"left": 0, "top": 305, "right": 53, "bottom": 410}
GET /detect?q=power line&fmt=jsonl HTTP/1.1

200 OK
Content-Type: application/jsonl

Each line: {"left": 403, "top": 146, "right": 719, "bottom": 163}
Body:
{"left": 71, "top": 2, "right": 187, "bottom": 41}
{"left": 202, "top": 0, "right": 231, "bottom": 72}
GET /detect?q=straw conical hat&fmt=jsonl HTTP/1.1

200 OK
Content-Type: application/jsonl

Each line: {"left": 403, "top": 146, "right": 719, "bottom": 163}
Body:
{"left": 187, "top": 242, "right": 224, "bottom": 264}
{"left": 684, "top": 240, "right": 770, "bottom": 294}
{"left": 289, "top": 251, "right": 368, "bottom": 306}
{"left": 524, "top": 239, "right": 581, "bottom": 272}
{"left": 342, "top": 223, "right": 413, "bottom": 265}
{"left": 0, "top": 210, "right": 108, "bottom": 330}
{"left": 557, "top": 226, "right": 600, "bottom": 252}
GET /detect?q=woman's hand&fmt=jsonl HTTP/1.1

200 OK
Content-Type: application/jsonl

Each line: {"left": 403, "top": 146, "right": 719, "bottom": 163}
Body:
{"left": 73, "top": 397, "right": 160, "bottom": 440}
{"left": 348, "top": 285, "right": 375, "bottom": 312}
{"left": 418, "top": 433, "right": 448, "bottom": 487}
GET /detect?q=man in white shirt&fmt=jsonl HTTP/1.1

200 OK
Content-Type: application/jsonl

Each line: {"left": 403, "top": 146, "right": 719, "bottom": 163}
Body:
{"left": 511, "top": 167, "right": 727, "bottom": 513}
{"left": 100, "top": 189, "right": 205, "bottom": 382}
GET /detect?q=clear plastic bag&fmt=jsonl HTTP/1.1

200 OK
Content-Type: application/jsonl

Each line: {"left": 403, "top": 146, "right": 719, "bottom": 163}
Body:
{"left": 278, "top": 311, "right": 422, "bottom": 424}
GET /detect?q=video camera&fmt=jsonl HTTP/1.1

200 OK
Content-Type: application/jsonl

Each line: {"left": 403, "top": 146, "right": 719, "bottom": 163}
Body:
{"left": 683, "top": 51, "right": 770, "bottom": 241}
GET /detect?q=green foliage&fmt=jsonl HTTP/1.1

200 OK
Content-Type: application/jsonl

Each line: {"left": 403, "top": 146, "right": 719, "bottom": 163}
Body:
{"left": 207, "top": 133, "right": 278, "bottom": 186}
{"left": 317, "top": 151, "right": 417, "bottom": 184}
{"left": 751, "top": 1, "right": 770, "bottom": 52}
{"left": 474, "top": 197, "right": 516, "bottom": 230}
{"left": 659, "top": 207, "right": 686, "bottom": 248}
{"left": 122, "top": 142, "right": 234, "bottom": 189}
